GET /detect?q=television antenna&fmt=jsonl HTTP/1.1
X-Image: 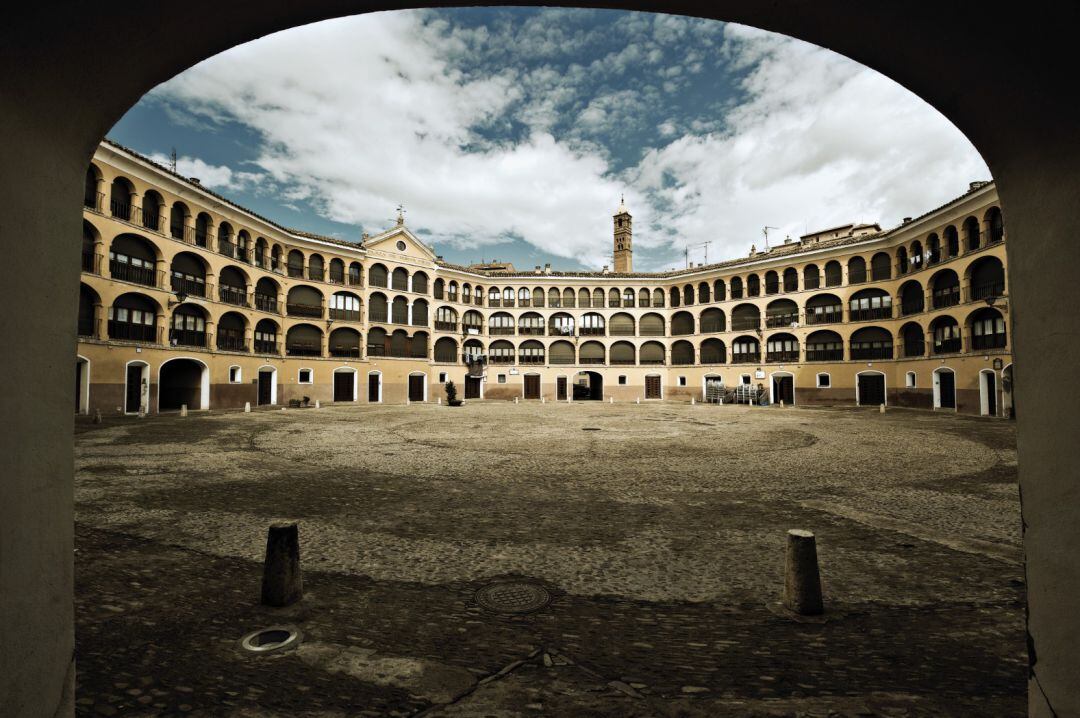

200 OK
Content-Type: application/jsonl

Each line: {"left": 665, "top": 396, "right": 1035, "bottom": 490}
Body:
{"left": 762, "top": 226, "right": 779, "bottom": 251}
{"left": 169, "top": 147, "right": 177, "bottom": 174}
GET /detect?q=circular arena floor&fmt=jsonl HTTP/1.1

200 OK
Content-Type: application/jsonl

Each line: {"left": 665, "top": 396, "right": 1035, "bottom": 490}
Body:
{"left": 74, "top": 403, "right": 1025, "bottom": 716}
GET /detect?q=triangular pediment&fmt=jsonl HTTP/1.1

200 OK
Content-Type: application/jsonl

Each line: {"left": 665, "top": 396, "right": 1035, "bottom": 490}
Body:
{"left": 363, "top": 225, "right": 438, "bottom": 261}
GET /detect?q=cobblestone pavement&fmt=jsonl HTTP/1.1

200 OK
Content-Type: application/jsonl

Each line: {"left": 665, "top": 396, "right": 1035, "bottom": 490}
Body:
{"left": 74, "top": 403, "right": 1026, "bottom": 716}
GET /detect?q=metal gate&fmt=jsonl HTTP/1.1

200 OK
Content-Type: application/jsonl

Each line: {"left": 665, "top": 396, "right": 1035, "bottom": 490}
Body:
{"left": 645, "top": 375, "right": 661, "bottom": 399}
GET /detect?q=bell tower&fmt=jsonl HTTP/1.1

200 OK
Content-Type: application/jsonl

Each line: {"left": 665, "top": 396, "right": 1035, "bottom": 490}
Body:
{"left": 613, "top": 195, "right": 633, "bottom": 273}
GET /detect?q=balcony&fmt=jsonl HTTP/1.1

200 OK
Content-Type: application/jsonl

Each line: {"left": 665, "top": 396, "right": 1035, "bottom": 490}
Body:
{"left": 367, "top": 344, "right": 386, "bottom": 357}
{"left": 488, "top": 298, "right": 501, "bottom": 307}
{"left": 108, "top": 321, "right": 160, "bottom": 343}
{"left": 287, "top": 265, "right": 304, "bottom": 278}
{"left": 329, "top": 346, "right": 362, "bottom": 358}
{"left": 169, "top": 328, "right": 206, "bottom": 348}
{"left": 932, "top": 289, "right": 960, "bottom": 309}
{"left": 579, "top": 357, "right": 606, "bottom": 365}
{"left": 110, "top": 260, "right": 159, "bottom": 288}
{"left": 489, "top": 327, "right": 515, "bottom": 336}
{"left": 171, "top": 276, "right": 207, "bottom": 298}
{"left": 850, "top": 345, "right": 894, "bottom": 360}
{"left": 81, "top": 250, "right": 100, "bottom": 274}
{"left": 287, "top": 302, "right": 323, "bottom": 318}
{"left": 216, "top": 334, "right": 248, "bottom": 352}
{"left": 286, "top": 343, "right": 322, "bottom": 357}
{"left": 489, "top": 355, "right": 515, "bottom": 364}
{"left": 255, "top": 294, "right": 281, "bottom": 313}
{"left": 579, "top": 327, "right": 606, "bottom": 336}
{"left": 766, "top": 350, "right": 800, "bottom": 363}
{"left": 219, "top": 285, "right": 249, "bottom": 307}
{"left": 434, "top": 321, "right": 458, "bottom": 332}
{"left": 765, "top": 313, "right": 799, "bottom": 328}
{"left": 328, "top": 307, "right": 361, "bottom": 322}
{"left": 805, "top": 348, "right": 843, "bottom": 361}
{"left": 900, "top": 301, "right": 924, "bottom": 316}
{"left": 640, "top": 358, "right": 665, "bottom": 365}
{"left": 901, "top": 342, "right": 925, "bottom": 358}
{"left": 518, "top": 326, "right": 545, "bottom": 336}
{"left": 254, "top": 339, "right": 280, "bottom": 355}
{"left": 970, "top": 334, "right": 1007, "bottom": 351}
{"left": 849, "top": 306, "right": 893, "bottom": 322}
{"left": 77, "top": 317, "right": 98, "bottom": 338}
{"left": 731, "top": 319, "right": 760, "bottom": 331}
{"left": 806, "top": 309, "right": 843, "bottom": 325}
{"left": 610, "top": 358, "right": 636, "bottom": 366}
{"left": 519, "top": 354, "right": 545, "bottom": 364}
{"left": 967, "top": 281, "right": 1006, "bottom": 302}
{"left": 732, "top": 352, "right": 761, "bottom": 364}
{"left": 932, "top": 338, "right": 962, "bottom": 354}
{"left": 84, "top": 191, "right": 104, "bottom": 212}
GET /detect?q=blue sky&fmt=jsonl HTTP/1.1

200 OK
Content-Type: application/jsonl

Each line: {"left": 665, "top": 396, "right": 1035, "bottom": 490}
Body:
{"left": 110, "top": 7, "right": 989, "bottom": 272}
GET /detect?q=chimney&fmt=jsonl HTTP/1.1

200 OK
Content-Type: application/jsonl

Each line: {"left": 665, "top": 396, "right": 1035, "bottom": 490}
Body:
{"left": 534, "top": 265, "right": 542, "bottom": 274}
{"left": 902, "top": 217, "right": 912, "bottom": 224}
{"left": 436, "top": 255, "right": 444, "bottom": 261}
{"left": 602, "top": 265, "right": 610, "bottom": 274}
{"left": 543, "top": 263, "right": 552, "bottom": 275}
{"left": 189, "top": 177, "right": 201, "bottom": 185}
{"left": 969, "top": 181, "right": 988, "bottom": 192}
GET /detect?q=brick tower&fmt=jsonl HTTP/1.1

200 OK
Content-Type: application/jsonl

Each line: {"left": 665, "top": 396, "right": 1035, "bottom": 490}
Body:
{"left": 613, "top": 195, "right": 633, "bottom": 273}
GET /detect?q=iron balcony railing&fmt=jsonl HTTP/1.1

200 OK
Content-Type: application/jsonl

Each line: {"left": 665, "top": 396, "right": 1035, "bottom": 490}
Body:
{"left": 108, "top": 321, "right": 160, "bottom": 343}
{"left": 308, "top": 268, "right": 325, "bottom": 281}
{"left": 901, "top": 342, "right": 926, "bottom": 358}
{"left": 328, "top": 308, "right": 361, "bottom": 321}
{"left": 434, "top": 321, "right": 458, "bottom": 332}
{"left": 850, "top": 345, "right": 894, "bottom": 360}
{"left": 766, "top": 350, "right": 800, "bottom": 362}
{"left": 169, "top": 328, "right": 207, "bottom": 348}
{"left": 329, "top": 346, "right": 362, "bottom": 358}
{"left": 805, "top": 348, "right": 843, "bottom": 361}
{"left": 77, "top": 317, "right": 98, "bottom": 338}
{"left": 286, "top": 343, "right": 322, "bottom": 357}
{"left": 254, "top": 339, "right": 280, "bottom": 355}
{"left": 518, "top": 326, "right": 545, "bottom": 336}
{"left": 489, "top": 327, "right": 515, "bottom": 336}
{"left": 219, "top": 285, "right": 249, "bottom": 307}
{"left": 610, "top": 358, "right": 636, "bottom": 366}
{"left": 970, "top": 334, "right": 1007, "bottom": 350}
{"left": 731, "top": 318, "right": 761, "bottom": 331}
{"left": 489, "top": 355, "right": 515, "bottom": 364}
{"left": 255, "top": 294, "right": 281, "bottom": 313}
{"left": 579, "top": 327, "right": 606, "bottom": 336}
{"left": 967, "top": 281, "right": 1006, "bottom": 302}
{"left": 900, "top": 301, "right": 924, "bottom": 316}
{"left": 287, "top": 302, "right": 324, "bottom": 318}
{"left": 849, "top": 306, "right": 893, "bottom": 322}
{"left": 806, "top": 308, "right": 843, "bottom": 325}
{"left": 640, "top": 358, "right": 665, "bottom": 365}
{"left": 81, "top": 250, "right": 100, "bottom": 274}
{"left": 110, "top": 260, "right": 159, "bottom": 287}
{"left": 578, "top": 357, "right": 606, "bottom": 365}
{"left": 171, "top": 276, "right": 207, "bottom": 298}
{"left": 216, "top": 334, "right": 247, "bottom": 352}
{"left": 287, "top": 265, "right": 304, "bottom": 278}
{"left": 765, "top": 313, "right": 799, "bottom": 328}
{"left": 932, "top": 338, "right": 963, "bottom": 354}
{"left": 932, "top": 289, "right": 961, "bottom": 309}
{"left": 732, "top": 352, "right": 761, "bottom": 364}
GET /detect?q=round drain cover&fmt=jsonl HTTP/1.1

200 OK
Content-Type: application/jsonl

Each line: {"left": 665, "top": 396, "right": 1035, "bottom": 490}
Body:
{"left": 475, "top": 581, "right": 552, "bottom": 614}
{"left": 582, "top": 427, "right": 602, "bottom": 431}
{"left": 239, "top": 625, "right": 301, "bottom": 654}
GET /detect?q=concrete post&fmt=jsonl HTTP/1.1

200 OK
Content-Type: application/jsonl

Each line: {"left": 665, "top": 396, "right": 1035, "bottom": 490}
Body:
{"left": 880, "top": 403, "right": 886, "bottom": 413}
{"left": 244, "top": 402, "right": 251, "bottom": 413}
{"left": 783, "top": 529, "right": 823, "bottom": 615}
{"left": 261, "top": 521, "right": 303, "bottom": 607}
{"left": 180, "top": 404, "right": 187, "bottom": 417}
{"left": 691, "top": 396, "right": 695, "bottom": 405}
{"left": 93, "top": 409, "right": 102, "bottom": 424}
{"left": 314, "top": 399, "right": 320, "bottom": 409}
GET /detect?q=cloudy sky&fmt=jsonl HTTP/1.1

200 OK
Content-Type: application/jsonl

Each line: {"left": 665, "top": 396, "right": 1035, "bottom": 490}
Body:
{"left": 110, "top": 8, "right": 989, "bottom": 271}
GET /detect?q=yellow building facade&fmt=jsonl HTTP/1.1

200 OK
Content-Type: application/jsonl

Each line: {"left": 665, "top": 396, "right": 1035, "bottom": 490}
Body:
{"left": 76, "top": 140, "right": 1012, "bottom": 416}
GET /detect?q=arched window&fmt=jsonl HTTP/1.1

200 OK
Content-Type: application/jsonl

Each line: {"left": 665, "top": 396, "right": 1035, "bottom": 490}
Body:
{"left": 639, "top": 341, "right": 665, "bottom": 365}
{"left": 765, "top": 299, "right": 798, "bottom": 328}
{"left": 731, "top": 304, "right": 760, "bottom": 331}
{"left": 783, "top": 268, "right": 799, "bottom": 292}
{"left": 391, "top": 296, "right": 408, "bottom": 324}
{"left": 109, "top": 177, "right": 134, "bottom": 221}
{"left": 964, "top": 216, "right": 981, "bottom": 251}
{"left": 447, "top": 281, "right": 459, "bottom": 302}
{"left": 764, "top": 271, "right": 779, "bottom": 295}
{"left": 652, "top": 288, "right": 665, "bottom": 307}
{"left": 519, "top": 340, "right": 545, "bottom": 364}
{"left": 697, "top": 282, "right": 710, "bottom": 303}
{"left": 986, "top": 207, "right": 1004, "bottom": 244}
{"left": 930, "top": 269, "right": 960, "bottom": 309}
{"left": 410, "top": 331, "right": 429, "bottom": 359}
{"left": 700, "top": 338, "right": 726, "bottom": 364}
{"left": 850, "top": 326, "right": 893, "bottom": 359}
{"left": 579, "top": 341, "right": 605, "bottom": 365}
{"left": 255, "top": 277, "right": 279, "bottom": 312}
{"left": 610, "top": 341, "right": 636, "bottom": 365}
{"left": 803, "top": 264, "right": 820, "bottom": 289}
{"left": 944, "top": 226, "right": 960, "bottom": 257}
{"left": 435, "top": 306, "right": 458, "bottom": 331}
{"left": 549, "top": 340, "right": 575, "bottom": 365}
{"left": 110, "top": 234, "right": 158, "bottom": 287}
{"left": 254, "top": 319, "right": 279, "bottom": 354}
{"left": 328, "top": 258, "right": 345, "bottom": 283}
{"left": 518, "top": 287, "right": 531, "bottom": 306}
{"left": 368, "top": 293, "right": 388, "bottom": 323}
{"left": 548, "top": 287, "right": 561, "bottom": 308}
{"left": 730, "top": 276, "right": 744, "bottom": 299}
{"left": 518, "top": 312, "right": 544, "bottom": 336}
{"left": 367, "top": 327, "right": 388, "bottom": 356}
{"left": 562, "top": 287, "right": 576, "bottom": 308}
{"left": 433, "top": 278, "right": 445, "bottom": 300}
{"left": 931, "top": 316, "right": 961, "bottom": 354}
{"left": 108, "top": 293, "right": 158, "bottom": 342}
{"left": 732, "top": 336, "right": 760, "bottom": 363}
{"left": 670, "top": 287, "right": 681, "bottom": 307}
{"left": 287, "top": 250, "right": 305, "bottom": 278}
{"left": 896, "top": 246, "right": 909, "bottom": 274}
{"left": 287, "top": 285, "right": 324, "bottom": 318}
{"left": 391, "top": 267, "right": 408, "bottom": 291}
{"left": 623, "top": 288, "right": 636, "bottom": 307}
{"left": 488, "top": 287, "right": 501, "bottom": 306}
{"left": 926, "top": 234, "right": 941, "bottom": 265}
{"left": 412, "top": 272, "right": 429, "bottom": 294}
{"left": 328, "top": 327, "right": 361, "bottom": 358}
{"left": 434, "top": 337, "right": 458, "bottom": 363}
{"left": 532, "top": 287, "right": 545, "bottom": 307}
{"left": 746, "top": 274, "right": 760, "bottom": 296}
{"left": 766, "top": 333, "right": 799, "bottom": 362}
{"left": 217, "top": 266, "right": 248, "bottom": 306}
{"left": 683, "top": 285, "right": 694, "bottom": 305}
{"left": 847, "top": 256, "right": 867, "bottom": 284}
{"left": 805, "top": 293, "right": 842, "bottom": 325}
{"left": 549, "top": 313, "right": 575, "bottom": 336}
{"left": 170, "top": 304, "right": 208, "bottom": 348}
{"left": 580, "top": 312, "right": 606, "bottom": 336}
{"left": 849, "top": 289, "right": 892, "bottom": 321}
{"left": 899, "top": 280, "right": 924, "bottom": 315}
{"left": 489, "top": 340, "right": 515, "bottom": 364}
{"left": 714, "top": 279, "right": 727, "bottom": 300}
{"left": 871, "top": 252, "right": 891, "bottom": 281}
{"left": 368, "top": 263, "right": 388, "bottom": 287}
{"left": 639, "top": 313, "right": 665, "bottom": 337}
{"left": 700, "top": 308, "right": 725, "bottom": 333}
{"left": 805, "top": 330, "right": 843, "bottom": 361}
{"left": 900, "top": 322, "right": 925, "bottom": 358}
{"left": 502, "top": 287, "right": 514, "bottom": 306}
{"left": 169, "top": 251, "right": 207, "bottom": 298}
{"left": 968, "top": 256, "right": 1006, "bottom": 300}
{"left": 671, "top": 311, "right": 694, "bottom": 335}
{"left": 489, "top": 312, "right": 514, "bottom": 335}
{"left": 671, "top": 340, "right": 694, "bottom": 365}
{"left": 578, "top": 288, "right": 591, "bottom": 308}
{"left": 329, "top": 292, "right": 362, "bottom": 321}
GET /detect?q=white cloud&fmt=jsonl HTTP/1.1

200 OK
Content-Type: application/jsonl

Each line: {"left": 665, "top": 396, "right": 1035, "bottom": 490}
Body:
{"left": 147, "top": 153, "right": 263, "bottom": 192}
{"left": 632, "top": 24, "right": 990, "bottom": 265}
{"left": 146, "top": 11, "right": 988, "bottom": 270}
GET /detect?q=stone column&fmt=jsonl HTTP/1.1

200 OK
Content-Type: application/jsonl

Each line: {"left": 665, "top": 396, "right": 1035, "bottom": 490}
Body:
{"left": 92, "top": 302, "right": 105, "bottom": 340}
{"left": 320, "top": 331, "right": 329, "bottom": 358}
{"left": 783, "top": 529, "right": 823, "bottom": 615}
{"left": 261, "top": 521, "right": 303, "bottom": 607}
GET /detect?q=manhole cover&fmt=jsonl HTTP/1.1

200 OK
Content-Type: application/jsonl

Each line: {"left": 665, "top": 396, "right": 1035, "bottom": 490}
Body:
{"left": 582, "top": 427, "right": 602, "bottom": 431}
{"left": 239, "top": 625, "right": 301, "bottom": 654}
{"left": 475, "top": 581, "right": 552, "bottom": 614}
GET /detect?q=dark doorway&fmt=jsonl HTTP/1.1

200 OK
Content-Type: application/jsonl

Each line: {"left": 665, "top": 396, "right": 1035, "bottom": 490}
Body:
{"left": 556, "top": 376, "right": 567, "bottom": 401}
{"left": 465, "top": 376, "right": 481, "bottom": 399}
{"left": 773, "top": 375, "right": 794, "bottom": 405}
{"left": 125, "top": 364, "right": 143, "bottom": 413}
{"left": 368, "top": 373, "right": 381, "bottom": 402}
{"left": 573, "top": 371, "right": 603, "bottom": 400}
{"left": 985, "top": 372, "right": 997, "bottom": 416}
{"left": 858, "top": 373, "right": 885, "bottom": 406}
{"left": 938, "top": 370, "right": 956, "bottom": 409}
{"left": 159, "top": 359, "right": 202, "bottom": 411}
{"left": 524, "top": 374, "right": 540, "bottom": 400}
{"left": 645, "top": 375, "right": 662, "bottom": 399}
{"left": 334, "top": 371, "right": 354, "bottom": 402}
{"left": 258, "top": 370, "right": 274, "bottom": 406}
{"left": 75, "top": 362, "right": 85, "bottom": 414}
{"left": 408, "top": 375, "right": 425, "bottom": 402}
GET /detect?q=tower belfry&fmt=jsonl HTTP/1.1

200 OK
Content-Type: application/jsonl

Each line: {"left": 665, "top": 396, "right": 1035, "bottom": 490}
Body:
{"left": 613, "top": 195, "right": 633, "bottom": 273}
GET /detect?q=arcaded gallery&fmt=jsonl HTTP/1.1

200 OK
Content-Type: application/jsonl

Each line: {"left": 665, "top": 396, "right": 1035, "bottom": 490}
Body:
{"left": 77, "top": 140, "right": 1011, "bottom": 417}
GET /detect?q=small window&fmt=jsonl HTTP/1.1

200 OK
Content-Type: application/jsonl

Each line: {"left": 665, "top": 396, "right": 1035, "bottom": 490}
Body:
{"left": 816, "top": 373, "right": 830, "bottom": 388}
{"left": 229, "top": 366, "right": 241, "bottom": 383}
{"left": 396, "top": 240, "right": 407, "bottom": 251}
{"left": 298, "top": 369, "right": 313, "bottom": 384}
{"left": 906, "top": 371, "right": 916, "bottom": 388}
{"left": 741, "top": 374, "right": 751, "bottom": 385}
{"left": 498, "top": 374, "right": 507, "bottom": 384}
{"left": 618, "top": 375, "right": 627, "bottom": 385}
{"left": 678, "top": 376, "right": 687, "bottom": 386}
{"left": 438, "top": 372, "right": 447, "bottom": 383}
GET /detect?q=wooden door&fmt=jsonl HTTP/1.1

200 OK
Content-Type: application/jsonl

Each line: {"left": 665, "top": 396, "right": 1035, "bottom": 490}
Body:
{"left": 939, "top": 371, "right": 956, "bottom": 408}
{"left": 524, "top": 374, "right": 540, "bottom": 399}
{"left": 258, "top": 370, "right": 273, "bottom": 405}
{"left": 556, "top": 376, "right": 567, "bottom": 401}
{"left": 858, "top": 374, "right": 885, "bottom": 406}
{"left": 408, "top": 375, "right": 425, "bottom": 402}
{"left": 465, "top": 376, "right": 481, "bottom": 399}
{"left": 368, "top": 373, "right": 380, "bottom": 402}
{"left": 774, "top": 376, "right": 794, "bottom": 404}
{"left": 986, "top": 373, "right": 997, "bottom": 416}
{"left": 334, "top": 371, "right": 354, "bottom": 402}
{"left": 645, "top": 375, "right": 661, "bottom": 399}
{"left": 125, "top": 365, "right": 142, "bottom": 413}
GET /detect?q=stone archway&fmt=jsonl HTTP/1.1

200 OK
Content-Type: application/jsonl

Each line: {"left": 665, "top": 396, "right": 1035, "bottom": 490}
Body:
{"left": 4, "top": 5, "right": 1080, "bottom": 716}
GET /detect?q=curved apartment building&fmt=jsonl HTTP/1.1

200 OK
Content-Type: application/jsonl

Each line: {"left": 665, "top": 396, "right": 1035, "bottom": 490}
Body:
{"left": 76, "top": 140, "right": 1012, "bottom": 415}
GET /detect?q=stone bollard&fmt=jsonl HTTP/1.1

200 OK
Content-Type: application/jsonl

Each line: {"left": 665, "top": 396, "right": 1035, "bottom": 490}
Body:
{"left": 783, "top": 529, "right": 824, "bottom": 615}
{"left": 636, "top": 397, "right": 640, "bottom": 404}
{"left": 93, "top": 409, "right": 103, "bottom": 424}
{"left": 780, "top": 400, "right": 784, "bottom": 408}
{"left": 437, "top": 397, "right": 442, "bottom": 405}
{"left": 541, "top": 396, "right": 546, "bottom": 404}
{"left": 609, "top": 396, "right": 613, "bottom": 404}
{"left": 245, "top": 402, "right": 251, "bottom": 413}
{"left": 514, "top": 397, "right": 518, "bottom": 404}
{"left": 879, "top": 403, "right": 886, "bottom": 413}
{"left": 180, "top": 404, "right": 188, "bottom": 417}
{"left": 261, "top": 521, "right": 303, "bottom": 607}
{"left": 315, "top": 400, "right": 320, "bottom": 409}
{"left": 691, "top": 396, "right": 695, "bottom": 405}
{"left": 137, "top": 410, "right": 145, "bottom": 419}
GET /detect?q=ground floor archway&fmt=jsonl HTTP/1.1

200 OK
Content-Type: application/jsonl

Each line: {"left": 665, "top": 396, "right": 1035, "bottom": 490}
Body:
{"left": 124, "top": 360, "right": 150, "bottom": 414}
{"left": 367, "top": 371, "right": 382, "bottom": 403}
{"left": 770, "top": 371, "right": 795, "bottom": 406}
{"left": 408, "top": 372, "right": 427, "bottom": 402}
{"left": 75, "top": 356, "right": 90, "bottom": 415}
{"left": 856, "top": 371, "right": 886, "bottom": 407}
{"left": 934, "top": 367, "right": 956, "bottom": 410}
{"left": 157, "top": 358, "right": 208, "bottom": 412}
{"left": 981, "top": 369, "right": 998, "bottom": 417}
{"left": 573, "top": 371, "right": 603, "bottom": 400}
{"left": 333, "top": 367, "right": 357, "bottom": 402}
{"left": 257, "top": 366, "right": 277, "bottom": 406}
